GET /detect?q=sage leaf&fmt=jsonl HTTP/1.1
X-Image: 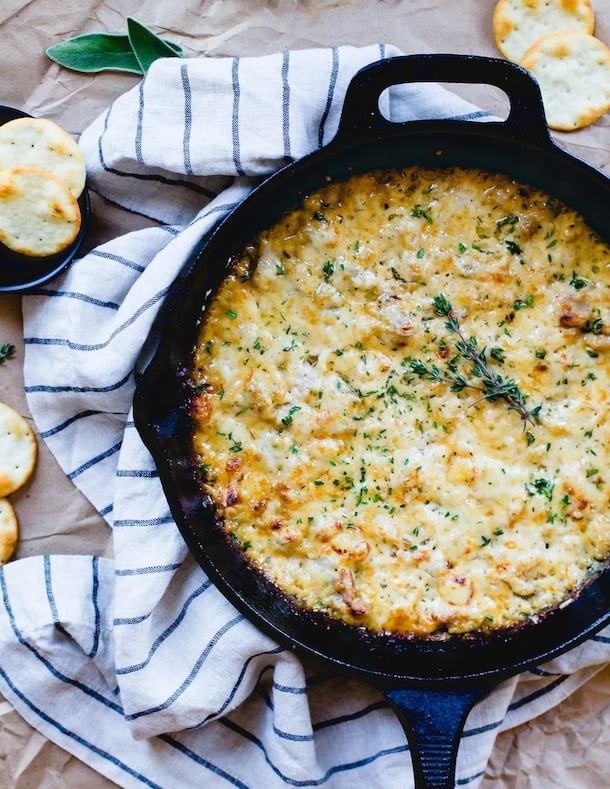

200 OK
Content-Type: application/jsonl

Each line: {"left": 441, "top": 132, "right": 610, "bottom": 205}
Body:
{"left": 46, "top": 33, "right": 143, "bottom": 74}
{"left": 45, "top": 22, "right": 183, "bottom": 75}
{"left": 127, "top": 17, "right": 182, "bottom": 74}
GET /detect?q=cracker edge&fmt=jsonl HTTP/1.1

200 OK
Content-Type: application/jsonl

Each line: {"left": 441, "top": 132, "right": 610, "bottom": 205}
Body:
{"left": 492, "top": 0, "right": 596, "bottom": 63}
{"left": 0, "top": 116, "right": 87, "bottom": 198}
{"left": 0, "top": 165, "right": 82, "bottom": 257}
{"left": 520, "top": 31, "right": 610, "bottom": 131}
{"left": 0, "top": 498, "right": 18, "bottom": 565}
{"left": 0, "top": 402, "right": 38, "bottom": 497}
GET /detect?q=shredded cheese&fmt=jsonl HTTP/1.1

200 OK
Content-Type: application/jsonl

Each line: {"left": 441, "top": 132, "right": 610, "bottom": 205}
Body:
{"left": 190, "top": 165, "right": 610, "bottom": 637}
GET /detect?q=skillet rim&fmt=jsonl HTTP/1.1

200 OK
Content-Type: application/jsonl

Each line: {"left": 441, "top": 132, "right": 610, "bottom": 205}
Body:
{"left": 134, "top": 54, "right": 610, "bottom": 687}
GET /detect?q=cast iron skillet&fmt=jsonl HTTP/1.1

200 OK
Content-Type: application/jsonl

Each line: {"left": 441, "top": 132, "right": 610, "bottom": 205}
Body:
{"left": 134, "top": 55, "right": 610, "bottom": 788}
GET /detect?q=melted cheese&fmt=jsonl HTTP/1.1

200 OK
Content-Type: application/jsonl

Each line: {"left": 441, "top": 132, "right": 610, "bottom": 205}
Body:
{"left": 190, "top": 166, "right": 610, "bottom": 637}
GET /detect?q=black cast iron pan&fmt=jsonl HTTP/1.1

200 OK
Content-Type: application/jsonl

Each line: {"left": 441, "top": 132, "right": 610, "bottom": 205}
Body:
{"left": 134, "top": 55, "right": 610, "bottom": 788}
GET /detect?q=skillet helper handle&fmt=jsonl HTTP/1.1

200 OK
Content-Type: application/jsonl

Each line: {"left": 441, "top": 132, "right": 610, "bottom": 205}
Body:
{"left": 336, "top": 53, "right": 551, "bottom": 146}
{"left": 385, "top": 685, "right": 490, "bottom": 789}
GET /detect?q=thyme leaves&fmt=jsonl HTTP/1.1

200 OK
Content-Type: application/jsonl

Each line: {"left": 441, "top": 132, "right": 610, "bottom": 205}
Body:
{"left": 0, "top": 343, "right": 15, "bottom": 366}
{"left": 409, "top": 295, "right": 540, "bottom": 427}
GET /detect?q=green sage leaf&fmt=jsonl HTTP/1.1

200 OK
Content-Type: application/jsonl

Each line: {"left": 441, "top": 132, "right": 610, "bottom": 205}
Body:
{"left": 46, "top": 33, "right": 144, "bottom": 74}
{"left": 127, "top": 17, "right": 182, "bottom": 74}
{"left": 45, "top": 22, "right": 183, "bottom": 75}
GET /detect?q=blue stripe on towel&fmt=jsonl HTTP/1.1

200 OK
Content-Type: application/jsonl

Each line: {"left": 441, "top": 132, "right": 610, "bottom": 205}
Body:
{"left": 115, "top": 580, "right": 213, "bottom": 674}
{"left": 0, "top": 567, "right": 123, "bottom": 713}
{"left": 113, "top": 515, "right": 175, "bottom": 528}
{"left": 318, "top": 48, "right": 339, "bottom": 148}
{"left": 115, "top": 563, "right": 184, "bottom": 577}
{"left": 0, "top": 664, "right": 163, "bottom": 789}
{"left": 282, "top": 51, "right": 291, "bottom": 159}
{"left": 125, "top": 614, "right": 245, "bottom": 720}
{"left": 68, "top": 441, "right": 123, "bottom": 480}
{"left": 180, "top": 63, "right": 194, "bottom": 175}
{"left": 89, "top": 556, "right": 102, "bottom": 659}
{"left": 24, "top": 286, "right": 171, "bottom": 352}
{"left": 29, "top": 289, "right": 121, "bottom": 310}
{"left": 38, "top": 410, "right": 105, "bottom": 439}
{"left": 24, "top": 369, "right": 132, "bottom": 393}
{"left": 232, "top": 57, "right": 245, "bottom": 176}
{"left": 220, "top": 715, "right": 408, "bottom": 786}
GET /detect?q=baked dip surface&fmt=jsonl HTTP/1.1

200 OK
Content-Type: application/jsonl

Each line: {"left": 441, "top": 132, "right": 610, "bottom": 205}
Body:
{"left": 189, "top": 165, "right": 610, "bottom": 638}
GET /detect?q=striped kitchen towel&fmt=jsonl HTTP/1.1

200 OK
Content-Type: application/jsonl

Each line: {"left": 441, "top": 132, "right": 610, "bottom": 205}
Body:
{"left": 1, "top": 44, "right": 609, "bottom": 789}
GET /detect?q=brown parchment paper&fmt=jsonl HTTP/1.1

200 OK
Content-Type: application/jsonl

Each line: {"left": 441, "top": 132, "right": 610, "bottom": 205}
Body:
{"left": 0, "top": 1, "right": 608, "bottom": 786}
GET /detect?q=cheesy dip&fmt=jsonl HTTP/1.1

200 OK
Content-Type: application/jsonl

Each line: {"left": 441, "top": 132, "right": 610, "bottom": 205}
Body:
{"left": 189, "top": 165, "right": 610, "bottom": 638}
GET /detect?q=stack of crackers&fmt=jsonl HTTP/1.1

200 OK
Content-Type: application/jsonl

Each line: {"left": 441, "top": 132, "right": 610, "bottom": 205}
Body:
{"left": 0, "top": 117, "right": 86, "bottom": 257}
{"left": 0, "top": 402, "right": 37, "bottom": 564}
{"left": 493, "top": 0, "right": 610, "bottom": 130}
{"left": 0, "top": 116, "right": 87, "bottom": 561}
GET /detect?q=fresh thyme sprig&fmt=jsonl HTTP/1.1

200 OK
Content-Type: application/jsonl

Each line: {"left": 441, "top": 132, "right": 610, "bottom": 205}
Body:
{"left": 409, "top": 295, "right": 541, "bottom": 427}
{"left": 0, "top": 343, "right": 15, "bottom": 366}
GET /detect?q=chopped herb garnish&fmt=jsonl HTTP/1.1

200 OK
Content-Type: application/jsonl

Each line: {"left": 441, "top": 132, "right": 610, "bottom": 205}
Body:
{"left": 582, "top": 316, "right": 604, "bottom": 335}
{"left": 505, "top": 240, "right": 522, "bottom": 255}
{"left": 322, "top": 260, "right": 335, "bottom": 281}
{"left": 281, "top": 405, "right": 302, "bottom": 426}
{"left": 411, "top": 204, "right": 433, "bottom": 223}
{"left": 513, "top": 294, "right": 533, "bottom": 310}
{"left": 0, "top": 343, "right": 15, "bottom": 365}
{"left": 525, "top": 477, "right": 555, "bottom": 501}
{"left": 496, "top": 214, "right": 519, "bottom": 228}
{"left": 226, "top": 433, "right": 243, "bottom": 452}
{"left": 569, "top": 271, "right": 588, "bottom": 290}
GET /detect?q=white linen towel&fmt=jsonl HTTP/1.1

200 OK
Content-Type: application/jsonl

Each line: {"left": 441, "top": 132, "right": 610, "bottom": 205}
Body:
{"left": 1, "top": 44, "right": 609, "bottom": 788}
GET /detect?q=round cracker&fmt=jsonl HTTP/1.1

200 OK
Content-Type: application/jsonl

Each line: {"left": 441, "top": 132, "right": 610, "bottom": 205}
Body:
{"left": 0, "top": 117, "right": 86, "bottom": 198}
{"left": 521, "top": 31, "right": 610, "bottom": 130}
{"left": 0, "top": 499, "right": 18, "bottom": 565}
{"left": 0, "top": 166, "right": 81, "bottom": 257}
{"left": 493, "top": 0, "right": 595, "bottom": 64}
{"left": 0, "top": 402, "right": 37, "bottom": 497}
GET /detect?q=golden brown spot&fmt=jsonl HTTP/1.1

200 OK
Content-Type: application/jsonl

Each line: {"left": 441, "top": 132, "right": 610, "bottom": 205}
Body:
{"left": 224, "top": 488, "right": 239, "bottom": 506}
{"left": 337, "top": 567, "right": 368, "bottom": 616}
{"left": 0, "top": 181, "right": 15, "bottom": 198}
{"left": 553, "top": 41, "right": 572, "bottom": 58}
{"left": 438, "top": 572, "right": 473, "bottom": 606}
{"left": 191, "top": 391, "right": 215, "bottom": 423}
{"left": 226, "top": 456, "right": 242, "bottom": 473}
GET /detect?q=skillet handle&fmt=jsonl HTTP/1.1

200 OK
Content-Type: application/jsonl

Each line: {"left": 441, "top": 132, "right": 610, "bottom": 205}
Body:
{"left": 384, "top": 684, "right": 491, "bottom": 788}
{"left": 335, "top": 54, "right": 551, "bottom": 146}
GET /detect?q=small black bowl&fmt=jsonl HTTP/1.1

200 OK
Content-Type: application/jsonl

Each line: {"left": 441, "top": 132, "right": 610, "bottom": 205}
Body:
{"left": 0, "top": 105, "right": 90, "bottom": 293}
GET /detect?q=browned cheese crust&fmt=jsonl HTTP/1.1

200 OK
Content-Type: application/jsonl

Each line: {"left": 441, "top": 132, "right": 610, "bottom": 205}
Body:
{"left": 190, "top": 166, "right": 610, "bottom": 638}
